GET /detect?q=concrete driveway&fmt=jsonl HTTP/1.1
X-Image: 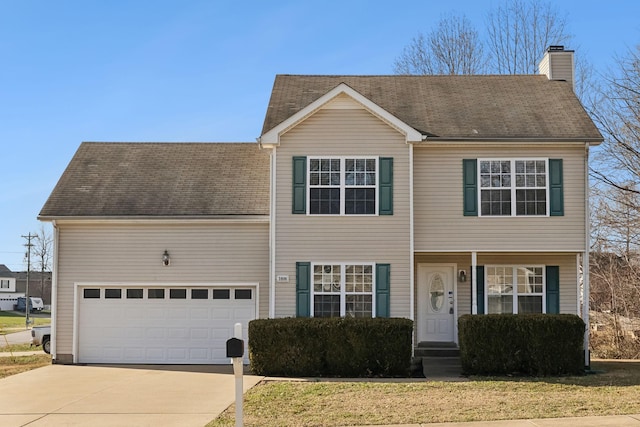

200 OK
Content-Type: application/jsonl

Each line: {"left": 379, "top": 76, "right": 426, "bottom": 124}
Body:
{"left": 0, "top": 364, "right": 263, "bottom": 427}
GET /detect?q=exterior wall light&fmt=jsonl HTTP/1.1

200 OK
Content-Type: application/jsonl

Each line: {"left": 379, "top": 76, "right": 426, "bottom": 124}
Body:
{"left": 458, "top": 269, "right": 467, "bottom": 282}
{"left": 162, "top": 250, "right": 170, "bottom": 266}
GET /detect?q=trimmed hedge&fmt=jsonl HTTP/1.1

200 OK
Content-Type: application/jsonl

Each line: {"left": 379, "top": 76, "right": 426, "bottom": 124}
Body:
{"left": 459, "top": 314, "right": 585, "bottom": 376}
{"left": 248, "top": 317, "right": 413, "bottom": 377}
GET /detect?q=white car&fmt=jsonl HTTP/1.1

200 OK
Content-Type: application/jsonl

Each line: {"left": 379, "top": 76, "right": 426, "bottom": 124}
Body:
{"left": 31, "top": 326, "right": 51, "bottom": 354}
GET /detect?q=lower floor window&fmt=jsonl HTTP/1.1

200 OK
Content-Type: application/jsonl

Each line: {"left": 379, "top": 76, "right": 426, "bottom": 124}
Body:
{"left": 486, "top": 266, "right": 545, "bottom": 314}
{"left": 312, "top": 263, "right": 373, "bottom": 317}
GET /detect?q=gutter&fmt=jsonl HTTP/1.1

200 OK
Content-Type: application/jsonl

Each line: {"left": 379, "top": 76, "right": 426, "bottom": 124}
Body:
{"left": 415, "top": 136, "right": 604, "bottom": 144}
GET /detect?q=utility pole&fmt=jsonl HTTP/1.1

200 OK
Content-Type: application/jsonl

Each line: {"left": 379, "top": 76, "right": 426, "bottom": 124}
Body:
{"left": 22, "top": 233, "right": 35, "bottom": 329}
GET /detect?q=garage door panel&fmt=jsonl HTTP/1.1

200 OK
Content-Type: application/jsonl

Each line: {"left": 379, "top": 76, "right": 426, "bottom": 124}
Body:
{"left": 78, "top": 286, "right": 256, "bottom": 364}
{"left": 190, "top": 328, "right": 209, "bottom": 340}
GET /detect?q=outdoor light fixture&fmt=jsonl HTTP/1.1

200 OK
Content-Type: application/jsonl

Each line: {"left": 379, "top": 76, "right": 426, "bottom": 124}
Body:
{"left": 162, "top": 250, "right": 170, "bottom": 266}
{"left": 458, "top": 269, "right": 467, "bottom": 282}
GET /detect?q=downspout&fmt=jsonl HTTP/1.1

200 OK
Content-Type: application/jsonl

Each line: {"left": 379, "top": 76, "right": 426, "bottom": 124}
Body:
{"left": 583, "top": 142, "right": 591, "bottom": 367}
{"left": 50, "top": 220, "right": 59, "bottom": 361}
{"left": 409, "top": 143, "right": 415, "bottom": 321}
{"left": 269, "top": 148, "right": 276, "bottom": 318}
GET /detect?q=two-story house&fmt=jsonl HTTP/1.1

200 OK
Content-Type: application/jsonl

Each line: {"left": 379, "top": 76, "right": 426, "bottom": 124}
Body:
{"left": 0, "top": 264, "right": 19, "bottom": 310}
{"left": 39, "top": 46, "right": 602, "bottom": 365}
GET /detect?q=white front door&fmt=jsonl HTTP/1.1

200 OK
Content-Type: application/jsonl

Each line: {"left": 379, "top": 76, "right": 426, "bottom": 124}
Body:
{"left": 417, "top": 264, "right": 456, "bottom": 343}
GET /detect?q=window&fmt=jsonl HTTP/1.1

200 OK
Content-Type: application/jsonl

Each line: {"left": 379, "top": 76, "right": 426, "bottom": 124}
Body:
{"left": 479, "top": 159, "right": 548, "bottom": 216}
{"left": 213, "top": 289, "right": 230, "bottom": 299}
{"left": 105, "top": 289, "right": 122, "bottom": 299}
{"left": 191, "top": 289, "right": 208, "bottom": 299}
{"left": 312, "top": 263, "right": 373, "bottom": 317}
{"left": 486, "top": 266, "right": 545, "bottom": 314}
{"left": 148, "top": 288, "right": 165, "bottom": 299}
{"left": 308, "top": 157, "right": 377, "bottom": 215}
{"left": 0, "top": 280, "right": 9, "bottom": 289}
{"left": 169, "top": 289, "right": 187, "bottom": 299}
{"left": 83, "top": 288, "right": 100, "bottom": 299}
{"left": 126, "top": 289, "right": 143, "bottom": 299}
{"left": 235, "top": 289, "right": 252, "bottom": 300}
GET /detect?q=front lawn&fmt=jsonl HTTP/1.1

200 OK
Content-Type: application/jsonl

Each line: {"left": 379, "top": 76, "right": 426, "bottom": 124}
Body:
{"left": 0, "top": 354, "right": 51, "bottom": 379}
{"left": 208, "top": 360, "right": 640, "bottom": 427}
{"left": 0, "top": 311, "right": 50, "bottom": 334}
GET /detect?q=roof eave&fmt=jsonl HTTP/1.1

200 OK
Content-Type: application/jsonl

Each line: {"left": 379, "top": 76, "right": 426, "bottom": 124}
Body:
{"left": 39, "top": 215, "right": 270, "bottom": 224}
{"left": 414, "top": 136, "right": 603, "bottom": 145}
{"left": 259, "top": 82, "right": 423, "bottom": 147}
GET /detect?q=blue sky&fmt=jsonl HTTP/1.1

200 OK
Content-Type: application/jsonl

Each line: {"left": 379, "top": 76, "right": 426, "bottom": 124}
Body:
{"left": 1, "top": 1, "right": 639, "bottom": 271}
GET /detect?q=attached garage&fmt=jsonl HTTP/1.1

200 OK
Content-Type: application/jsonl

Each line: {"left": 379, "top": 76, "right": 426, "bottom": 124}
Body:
{"left": 76, "top": 285, "right": 256, "bottom": 364}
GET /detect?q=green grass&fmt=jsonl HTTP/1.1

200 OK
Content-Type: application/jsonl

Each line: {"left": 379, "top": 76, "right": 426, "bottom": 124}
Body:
{"left": 0, "top": 311, "right": 50, "bottom": 334}
{"left": 208, "top": 360, "right": 640, "bottom": 427}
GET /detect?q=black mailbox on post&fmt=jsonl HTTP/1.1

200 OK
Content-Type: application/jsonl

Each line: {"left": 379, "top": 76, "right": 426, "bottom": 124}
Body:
{"left": 226, "top": 337, "right": 244, "bottom": 358}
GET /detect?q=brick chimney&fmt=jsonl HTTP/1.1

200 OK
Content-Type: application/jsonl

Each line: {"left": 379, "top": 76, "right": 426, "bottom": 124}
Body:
{"left": 538, "top": 45, "right": 575, "bottom": 90}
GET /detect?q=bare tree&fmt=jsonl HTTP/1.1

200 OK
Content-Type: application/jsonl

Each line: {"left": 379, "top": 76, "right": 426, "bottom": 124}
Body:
{"left": 485, "top": 0, "right": 572, "bottom": 74}
{"left": 393, "top": 13, "right": 485, "bottom": 75}
{"left": 32, "top": 225, "right": 53, "bottom": 300}
{"left": 589, "top": 44, "right": 640, "bottom": 196}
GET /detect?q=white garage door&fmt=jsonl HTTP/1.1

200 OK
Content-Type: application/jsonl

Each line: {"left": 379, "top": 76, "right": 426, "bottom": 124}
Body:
{"left": 77, "top": 286, "right": 256, "bottom": 364}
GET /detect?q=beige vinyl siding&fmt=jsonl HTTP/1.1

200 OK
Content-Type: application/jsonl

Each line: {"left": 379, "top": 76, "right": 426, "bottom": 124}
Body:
{"left": 415, "top": 253, "right": 579, "bottom": 317}
{"left": 54, "top": 221, "right": 269, "bottom": 356}
{"left": 540, "top": 52, "right": 574, "bottom": 87}
{"left": 275, "top": 106, "right": 411, "bottom": 318}
{"left": 414, "top": 145, "right": 586, "bottom": 251}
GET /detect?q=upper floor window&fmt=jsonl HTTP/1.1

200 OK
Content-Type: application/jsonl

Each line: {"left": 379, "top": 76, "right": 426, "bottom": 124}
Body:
{"left": 308, "top": 157, "right": 377, "bottom": 215}
{"left": 293, "top": 156, "right": 393, "bottom": 216}
{"left": 479, "top": 159, "right": 548, "bottom": 216}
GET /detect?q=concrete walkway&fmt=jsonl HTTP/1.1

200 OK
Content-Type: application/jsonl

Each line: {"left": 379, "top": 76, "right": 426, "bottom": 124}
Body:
{"left": 0, "top": 364, "right": 263, "bottom": 427}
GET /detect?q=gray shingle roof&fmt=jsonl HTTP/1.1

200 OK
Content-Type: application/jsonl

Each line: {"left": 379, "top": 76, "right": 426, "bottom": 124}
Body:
{"left": 0, "top": 265, "right": 13, "bottom": 276}
{"left": 39, "top": 142, "right": 269, "bottom": 218}
{"left": 261, "top": 75, "right": 603, "bottom": 141}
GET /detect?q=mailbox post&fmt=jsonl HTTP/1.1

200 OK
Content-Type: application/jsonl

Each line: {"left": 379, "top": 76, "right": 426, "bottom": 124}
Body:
{"left": 226, "top": 323, "right": 244, "bottom": 427}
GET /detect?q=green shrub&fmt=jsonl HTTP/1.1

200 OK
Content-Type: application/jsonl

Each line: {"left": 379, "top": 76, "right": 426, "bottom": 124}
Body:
{"left": 459, "top": 314, "right": 585, "bottom": 376}
{"left": 248, "top": 317, "right": 413, "bottom": 377}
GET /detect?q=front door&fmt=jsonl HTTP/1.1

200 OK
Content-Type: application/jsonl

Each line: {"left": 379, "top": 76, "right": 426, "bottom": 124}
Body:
{"left": 417, "top": 264, "right": 456, "bottom": 343}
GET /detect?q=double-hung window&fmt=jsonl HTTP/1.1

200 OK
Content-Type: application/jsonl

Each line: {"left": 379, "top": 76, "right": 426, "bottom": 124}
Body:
{"left": 309, "top": 157, "right": 377, "bottom": 215}
{"left": 312, "top": 263, "right": 374, "bottom": 317}
{"left": 479, "top": 159, "right": 548, "bottom": 216}
{"left": 486, "top": 266, "right": 545, "bottom": 314}
{"left": 0, "top": 280, "right": 9, "bottom": 289}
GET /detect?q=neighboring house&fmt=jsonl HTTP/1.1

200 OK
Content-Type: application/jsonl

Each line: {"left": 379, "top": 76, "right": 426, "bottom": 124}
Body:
{"left": 0, "top": 265, "right": 19, "bottom": 310}
{"left": 13, "top": 271, "right": 52, "bottom": 306}
{"left": 39, "top": 46, "right": 602, "bottom": 365}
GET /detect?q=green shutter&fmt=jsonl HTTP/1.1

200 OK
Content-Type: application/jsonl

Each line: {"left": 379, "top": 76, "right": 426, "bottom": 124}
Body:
{"left": 546, "top": 266, "right": 560, "bottom": 314}
{"left": 379, "top": 157, "right": 393, "bottom": 215}
{"left": 296, "top": 262, "right": 311, "bottom": 317}
{"left": 549, "top": 159, "right": 564, "bottom": 216}
{"left": 463, "top": 159, "right": 478, "bottom": 216}
{"left": 292, "top": 156, "right": 307, "bottom": 214}
{"left": 476, "top": 266, "right": 485, "bottom": 314}
{"left": 375, "top": 263, "right": 390, "bottom": 317}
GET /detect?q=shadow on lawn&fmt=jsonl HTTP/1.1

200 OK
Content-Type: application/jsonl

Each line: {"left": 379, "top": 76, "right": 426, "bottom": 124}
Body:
{"left": 470, "top": 360, "right": 640, "bottom": 387}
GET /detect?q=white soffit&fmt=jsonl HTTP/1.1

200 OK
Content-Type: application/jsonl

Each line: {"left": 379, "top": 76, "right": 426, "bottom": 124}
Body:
{"left": 260, "top": 83, "right": 423, "bottom": 146}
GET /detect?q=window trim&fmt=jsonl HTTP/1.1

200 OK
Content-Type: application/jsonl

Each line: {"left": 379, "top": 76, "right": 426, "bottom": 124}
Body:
{"left": 310, "top": 262, "right": 376, "bottom": 317}
{"left": 478, "top": 158, "right": 550, "bottom": 217}
{"left": 307, "top": 156, "right": 379, "bottom": 216}
{"left": 485, "top": 265, "right": 547, "bottom": 314}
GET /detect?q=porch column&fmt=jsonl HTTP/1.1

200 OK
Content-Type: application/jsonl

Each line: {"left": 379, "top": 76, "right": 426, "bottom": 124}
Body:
{"left": 471, "top": 251, "right": 477, "bottom": 314}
